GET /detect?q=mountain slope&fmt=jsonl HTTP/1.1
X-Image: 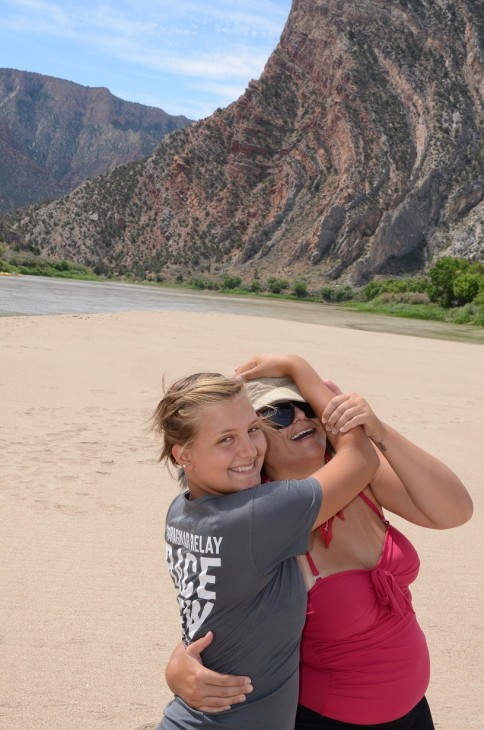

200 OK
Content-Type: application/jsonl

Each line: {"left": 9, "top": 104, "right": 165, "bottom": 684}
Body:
{"left": 0, "top": 69, "right": 193, "bottom": 211}
{"left": 8, "top": 0, "right": 483, "bottom": 285}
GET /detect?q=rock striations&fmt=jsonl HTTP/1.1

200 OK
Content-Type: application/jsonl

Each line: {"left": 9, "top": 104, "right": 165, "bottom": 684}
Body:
{"left": 0, "top": 69, "right": 192, "bottom": 211}
{"left": 8, "top": 0, "right": 484, "bottom": 285}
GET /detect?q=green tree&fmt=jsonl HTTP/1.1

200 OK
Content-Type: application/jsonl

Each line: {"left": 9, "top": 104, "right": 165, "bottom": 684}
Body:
{"left": 453, "top": 272, "right": 482, "bottom": 306}
{"left": 428, "top": 257, "right": 470, "bottom": 308}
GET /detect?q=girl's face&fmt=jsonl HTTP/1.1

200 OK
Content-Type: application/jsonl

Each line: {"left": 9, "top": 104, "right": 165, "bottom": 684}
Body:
{"left": 262, "top": 403, "right": 327, "bottom": 481}
{"left": 176, "top": 395, "right": 267, "bottom": 499}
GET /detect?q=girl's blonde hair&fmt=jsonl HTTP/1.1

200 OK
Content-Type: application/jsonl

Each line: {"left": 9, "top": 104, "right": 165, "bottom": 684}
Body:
{"left": 152, "top": 372, "right": 247, "bottom": 470}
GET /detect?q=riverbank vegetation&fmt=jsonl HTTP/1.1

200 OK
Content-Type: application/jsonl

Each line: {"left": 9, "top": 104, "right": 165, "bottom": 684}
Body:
{"left": 1, "top": 245, "right": 483, "bottom": 326}
{"left": 165, "top": 257, "right": 484, "bottom": 326}
{"left": 0, "top": 248, "right": 98, "bottom": 280}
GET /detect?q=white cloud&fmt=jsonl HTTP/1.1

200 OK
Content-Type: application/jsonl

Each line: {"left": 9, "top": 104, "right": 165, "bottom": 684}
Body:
{"left": 196, "top": 80, "right": 250, "bottom": 103}
{"left": 160, "top": 50, "right": 269, "bottom": 80}
{"left": 4, "top": 0, "right": 287, "bottom": 73}
{"left": 1, "top": 0, "right": 291, "bottom": 117}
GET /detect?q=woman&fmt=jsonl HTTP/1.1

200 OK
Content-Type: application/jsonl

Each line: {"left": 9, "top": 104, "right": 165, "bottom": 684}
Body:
{"left": 153, "top": 355, "right": 379, "bottom": 730}
{"left": 165, "top": 354, "right": 473, "bottom": 729}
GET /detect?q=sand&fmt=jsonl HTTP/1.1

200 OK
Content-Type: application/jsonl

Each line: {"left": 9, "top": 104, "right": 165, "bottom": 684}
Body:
{"left": 1, "top": 310, "right": 482, "bottom": 730}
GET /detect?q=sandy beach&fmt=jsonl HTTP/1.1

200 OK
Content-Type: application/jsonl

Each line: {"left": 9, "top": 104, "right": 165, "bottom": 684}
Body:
{"left": 1, "top": 310, "right": 482, "bottom": 729}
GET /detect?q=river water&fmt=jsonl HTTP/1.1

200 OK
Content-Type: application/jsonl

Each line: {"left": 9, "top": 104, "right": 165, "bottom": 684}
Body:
{"left": 0, "top": 274, "right": 482, "bottom": 344}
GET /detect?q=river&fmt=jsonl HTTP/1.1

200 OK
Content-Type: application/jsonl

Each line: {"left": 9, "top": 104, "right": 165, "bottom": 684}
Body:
{"left": 0, "top": 274, "right": 482, "bottom": 344}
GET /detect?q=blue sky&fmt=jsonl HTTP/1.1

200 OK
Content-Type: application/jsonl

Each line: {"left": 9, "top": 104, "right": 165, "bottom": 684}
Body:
{"left": 0, "top": 0, "right": 292, "bottom": 120}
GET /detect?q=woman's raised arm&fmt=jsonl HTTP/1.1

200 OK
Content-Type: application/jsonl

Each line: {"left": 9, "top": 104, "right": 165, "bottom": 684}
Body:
{"left": 322, "top": 389, "right": 473, "bottom": 529}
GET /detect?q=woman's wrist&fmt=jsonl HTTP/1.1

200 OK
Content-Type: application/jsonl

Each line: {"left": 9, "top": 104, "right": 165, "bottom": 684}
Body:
{"left": 374, "top": 438, "right": 387, "bottom": 453}
{"left": 370, "top": 423, "right": 388, "bottom": 452}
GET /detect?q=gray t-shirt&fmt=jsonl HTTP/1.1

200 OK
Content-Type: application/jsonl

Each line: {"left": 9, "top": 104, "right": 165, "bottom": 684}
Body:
{"left": 159, "top": 477, "right": 322, "bottom": 730}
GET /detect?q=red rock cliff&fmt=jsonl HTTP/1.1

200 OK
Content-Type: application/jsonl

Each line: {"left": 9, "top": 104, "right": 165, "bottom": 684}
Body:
{"left": 11, "top": 0, "right": 483, "bottom": 285}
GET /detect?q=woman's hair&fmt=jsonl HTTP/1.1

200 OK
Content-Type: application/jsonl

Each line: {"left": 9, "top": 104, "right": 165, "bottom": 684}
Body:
{"left": 152, "top": 372, "right": 247, "bottom": 471}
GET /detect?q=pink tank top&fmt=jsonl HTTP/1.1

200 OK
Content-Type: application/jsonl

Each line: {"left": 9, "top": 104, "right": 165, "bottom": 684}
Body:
{"left": 299, "top": 493, "right": 430, "bottom": 724}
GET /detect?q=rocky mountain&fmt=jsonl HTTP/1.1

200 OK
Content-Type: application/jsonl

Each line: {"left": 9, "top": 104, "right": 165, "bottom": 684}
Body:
{"left": 0, "top": 68, "right": 192, "bottom": 211}
{"left": 6, "top": 0, "right": 484, "bottom": 285}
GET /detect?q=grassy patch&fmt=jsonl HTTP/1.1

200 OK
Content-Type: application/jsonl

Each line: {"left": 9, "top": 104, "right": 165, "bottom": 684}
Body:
{"left": 0, "top": 250, "right": 99, "bottom": 280}
{"left": 343, "top": 300, "right": 448, "bottom": 321}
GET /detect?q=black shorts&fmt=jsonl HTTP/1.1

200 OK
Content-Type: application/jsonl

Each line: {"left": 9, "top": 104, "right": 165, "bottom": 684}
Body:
{"left": 294, "top": 696, "right": 435, "bottom": 730}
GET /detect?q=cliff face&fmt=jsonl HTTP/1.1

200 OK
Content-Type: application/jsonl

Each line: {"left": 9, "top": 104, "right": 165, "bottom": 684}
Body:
{"left": 0, "top": 69, "right": 192, "bottom": 211}
{"left": 9, "top": 0, "right": 483, "bottom": 285}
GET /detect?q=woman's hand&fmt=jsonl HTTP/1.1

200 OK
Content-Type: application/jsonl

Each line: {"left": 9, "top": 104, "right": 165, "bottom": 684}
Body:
{"left": 165, "top": 633, "right": 253, "bottom": 713}
{"left": 322, "top": 391, "right": 384, "bottom": 444}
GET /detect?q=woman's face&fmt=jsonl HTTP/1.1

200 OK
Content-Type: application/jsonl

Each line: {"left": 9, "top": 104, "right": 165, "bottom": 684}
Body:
{"left": 176, "top": 395, "right": 267, "bottom": 499}
{"left": 262, "top": 402, "right": 327, "bottom": 481}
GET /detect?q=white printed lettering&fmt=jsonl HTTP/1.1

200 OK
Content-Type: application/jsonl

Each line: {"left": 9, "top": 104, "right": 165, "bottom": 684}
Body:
{"left": 180, "top": 552, "right": 197, "bottom": 598}
{"left": 186, "top": 599, "right": 215, "bottom": 638}
{"left": 198, "top": 557, "right": 220, "bottom": 600}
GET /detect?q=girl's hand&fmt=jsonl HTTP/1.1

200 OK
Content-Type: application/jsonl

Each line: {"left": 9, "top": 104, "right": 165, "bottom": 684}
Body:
{"left": 322, "top": 391, "right": 384, "bottom": 443}
{"left": 234, "top": 353, "right": 298, "bottom": 381}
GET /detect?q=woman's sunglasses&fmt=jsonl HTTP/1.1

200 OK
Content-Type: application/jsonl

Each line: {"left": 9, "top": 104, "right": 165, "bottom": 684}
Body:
{"left": 257, "top": 400, "right": 316, "bottom": 429}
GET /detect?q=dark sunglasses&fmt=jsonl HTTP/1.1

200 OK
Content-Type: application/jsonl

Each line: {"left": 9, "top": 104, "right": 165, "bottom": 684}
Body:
{"left": 258, "top": 400, "right": 316, "bottom": 429}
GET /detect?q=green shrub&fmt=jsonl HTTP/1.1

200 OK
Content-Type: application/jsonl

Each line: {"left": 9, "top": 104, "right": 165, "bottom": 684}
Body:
{"left": 363, "top": 277, "right": 428, "bottom": 301}
{"left": 321, "top": 285, "right": 355, "bottom": 302}
{"left": 375, "top": 291, "right": 430, "bottom": 305}
{"left": 333, "top": 285, "right": 354, "bottom": 302}
{"left": 292, "top": 281, "right": 308, "bottom": 298}
{"left": 448, "top": 302, "right": 484, "bottom": 326}
{"left": 221, "top": 274, "right": 242, "bottom": 290}
{"left": 190, "top": 277, "right": 207, "bottom": 290}
{"left": 53, "top": 260, "right": 70, "bottom": 271}
{"left": 363, "top": 281, "right": 384, "bottom": 300}
{"left": 267, "top": 277, "right": 289, "bottom": 294}
{"left": 471, "top": 306, "right": 484, "bottom": 326}
{"left": 320, "top": 286, "right": 335, "bottom": 302}
{"left": 472, "top": 290, "right": 484, "bottom": 306}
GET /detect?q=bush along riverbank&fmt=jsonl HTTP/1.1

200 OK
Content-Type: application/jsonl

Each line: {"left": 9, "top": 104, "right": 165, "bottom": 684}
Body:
{"left": 0, "top": 247, "right": 98, "bottom": 280}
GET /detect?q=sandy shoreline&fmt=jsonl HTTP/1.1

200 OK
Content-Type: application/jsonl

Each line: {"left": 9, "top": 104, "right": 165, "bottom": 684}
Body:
{"left": 1, "top": 311, "right": 482, "bottom": 729}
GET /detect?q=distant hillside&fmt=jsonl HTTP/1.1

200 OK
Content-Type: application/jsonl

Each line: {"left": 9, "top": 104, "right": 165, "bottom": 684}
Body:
{"left": 0, "top": 69, "right": 193, "bottom": 211}
{"left": 6, "top": 0, "right": 484, "bottom": 285}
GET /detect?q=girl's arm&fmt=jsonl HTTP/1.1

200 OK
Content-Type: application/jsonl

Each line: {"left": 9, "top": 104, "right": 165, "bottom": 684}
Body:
{"left": 322, "top": 389, "right": 473, "bottom": 528}
{"left": 165, "top": 633, "right": 252, "bottom": 712}
{"left": 236, "top": 354, "right": 380, "bottom": 527}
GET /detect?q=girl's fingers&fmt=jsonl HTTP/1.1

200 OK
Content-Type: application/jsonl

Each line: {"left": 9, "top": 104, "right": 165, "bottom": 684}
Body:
{"left": 327, "top": 405, "right": 366, "bottom": 432}
{"left": 322, "top": 393, "right": 353, "bottom": 423}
